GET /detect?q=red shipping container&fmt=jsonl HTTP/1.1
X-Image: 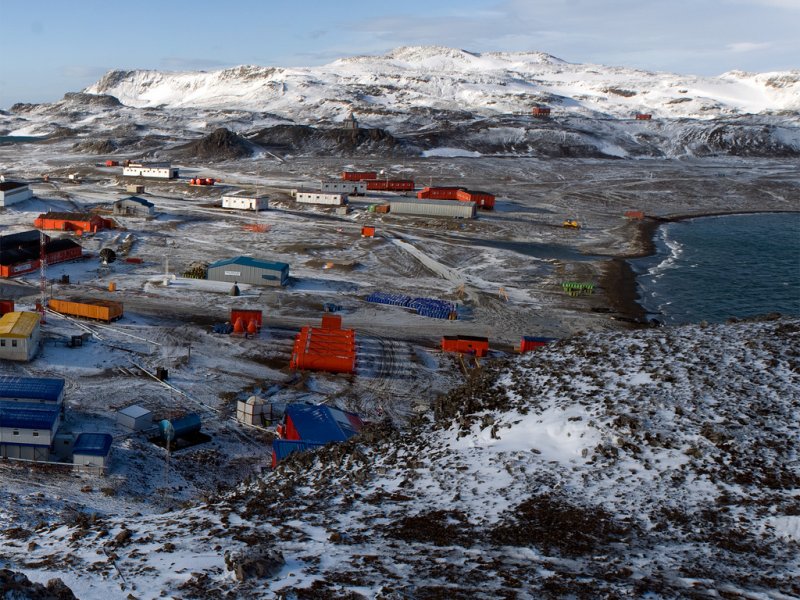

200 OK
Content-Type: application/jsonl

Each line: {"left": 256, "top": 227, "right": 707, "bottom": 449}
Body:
{"left": 105, "top": 160, "right": 119, "bottom": 167}
{"left": 441, "top": 335, "right": 489, "bottom": 357}
{"left": 635, "top": 114, "right": 652, "bottom": 120}
{"left": 366, "top": 180, "right": 414, "bottom": 191}
{"left": 124, "top": 257, "right": 143, "bottom": 264}
{"left": 625, "top": 211, "right": 645, "bottom": 220}
{"left": 342, "top": 171, "right": 378, "bottom": 181}
{"left": 321, "top": 314, "right": 342, "bottom": 330}
{"left": 0, "top": 300, "right": 14, "bottom": 315}
{"left": 361, "top": 226, "right": 375, "bottom": 238}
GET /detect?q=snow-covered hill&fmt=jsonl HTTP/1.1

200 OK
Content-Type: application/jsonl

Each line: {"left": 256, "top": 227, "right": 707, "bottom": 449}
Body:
{"left": 2, "top": 46, "right": 798, "bottom": 159}
{"left": 85, "top": 46, "right": 800, "bottom": 121}
{"left": 5, "top": 318, "right": 799, "bottom": 598}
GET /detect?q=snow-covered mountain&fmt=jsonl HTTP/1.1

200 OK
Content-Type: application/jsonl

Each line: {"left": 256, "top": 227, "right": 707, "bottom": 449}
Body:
{"left": 85, "top": 46, "right": 799, "bottom": 121}
{"left": 3, "top": 46, "right": 799, "bottom": 159}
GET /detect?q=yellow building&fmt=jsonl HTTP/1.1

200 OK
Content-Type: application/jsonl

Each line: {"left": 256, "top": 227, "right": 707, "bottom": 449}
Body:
{"left": 0, "top": 312, "right": 41, "bottom": 361}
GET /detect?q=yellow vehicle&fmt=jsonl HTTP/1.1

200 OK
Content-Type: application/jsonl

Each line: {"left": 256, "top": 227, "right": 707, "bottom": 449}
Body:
{"left": 563, "top": 219, "right": 580, "bottom": 229}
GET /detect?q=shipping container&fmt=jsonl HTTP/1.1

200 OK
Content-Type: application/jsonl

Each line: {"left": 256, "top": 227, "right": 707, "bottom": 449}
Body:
{"left": 389, "top": 199, "right": 476, "bottom": 219}
{"left": 0, "top": 300, "right": 14, "bottom": 315}
{"left": 48, "top": 298, "right": 123, "bottom": 322}
{"left": 366, "top": 179, "right": 415, "bottom": 191}
{"left": 342, "top": 171, "right": 378, "bottom": 181}
{"left": 375, "top": 204, "right": 390, "bottom": 214}
{"left": 531, "top": 107, "right": 551, "bottom": 117}
{"left": 321, "top": 314, "right": 342, "bottom": 330}
{"left": 624, "top": 210, "right": 645, "bottom": 220}
{"left": 361, "top": 226, "right": 375, "bottom": 238}
{"left": 519, "top": 336, "right": 558, "bottom": 353}
{"left": 456, "top": 189, "right": 495, "bottom": 210}
{"left": 105, "top": 160, "right": 119, "bottom": 167}
{"left": 635, "top": 113, "right": 652, "bottom": 120}
{"left": 441, "top": 335, "right": 489, "bottom": 357}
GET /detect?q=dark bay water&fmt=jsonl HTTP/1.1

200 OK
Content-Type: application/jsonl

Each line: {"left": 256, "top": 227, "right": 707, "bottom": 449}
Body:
{"left": 0, "top": 135, "right": 45, "bottom": 143}
{"left": 631, "top": 213, "right": 800, "bottom": 325}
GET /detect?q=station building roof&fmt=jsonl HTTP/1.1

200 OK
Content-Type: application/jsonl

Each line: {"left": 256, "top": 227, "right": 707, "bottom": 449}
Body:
{"left": 73, "top": 433, "right": 113, "bottom": 457}
{"left": 0, "top": 402, "right": 59, "bottom": 430}
{"left": 0, "top": 312, "right": 40, "bottom": 338}
{"left": 0, "top": 376, "right": 65, "bottom": 402}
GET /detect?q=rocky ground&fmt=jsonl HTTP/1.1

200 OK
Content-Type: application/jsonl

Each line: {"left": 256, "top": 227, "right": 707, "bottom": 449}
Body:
{"left": 2, "top": 317, "right": 798, "bottom": 598}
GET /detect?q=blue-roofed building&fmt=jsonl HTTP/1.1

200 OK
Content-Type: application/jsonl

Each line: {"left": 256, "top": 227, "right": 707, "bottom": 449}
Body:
{"left": 280, "top": 403, "right": 364, "bottom": 444}
{"left": 206, "top": 256, "right": 289, "bottom": 287}
{"left": 272, "top": 404, "right": 364, "bottom": 467}
{"left": 0, "top": 402, "right": 61, "bottom": 461}
{"left": 0, "top": 376, "right": 65, "bottom": 405}
{"left": 73, "top": 433, "right": 113, "bottom": 473}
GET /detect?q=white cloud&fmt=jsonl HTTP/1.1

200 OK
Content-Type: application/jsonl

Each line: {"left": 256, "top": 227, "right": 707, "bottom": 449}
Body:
{"left": 727, "top": 41, "right": 773, "bottom": 53}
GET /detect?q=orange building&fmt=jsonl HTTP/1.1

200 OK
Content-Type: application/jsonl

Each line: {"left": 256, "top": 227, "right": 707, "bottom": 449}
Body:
{"left": 34, "top": 212, "right": 114, "bottom": 236}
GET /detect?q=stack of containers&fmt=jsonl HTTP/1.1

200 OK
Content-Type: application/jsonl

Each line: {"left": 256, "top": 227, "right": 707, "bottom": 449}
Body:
{"left": 290, "top": 316, "right": 356, "bottom": 374}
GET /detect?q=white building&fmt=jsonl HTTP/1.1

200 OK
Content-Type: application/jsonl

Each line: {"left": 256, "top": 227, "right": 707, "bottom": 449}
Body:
{"left": 0, "top": 376, "right": 65, "bottom": 462}
{"left": 293, "top": 190, "right": 348, "bottom": 206}
{"left": 222, "top": 194, "right": 269, "bottom": 211}
{"left": 0, "top": 311, "right": 41, "bottom": 361}
{"left": 320, "top": 180, "right": 367, "bottom": 195}
{"left": 123, "top": 162, "right": 179, "bottom": 179}
{"left": 0, "top": 181, "right": 33, "bottom": 206}
{"left": 117, "top": 405, "right": 153, "bottom": 431}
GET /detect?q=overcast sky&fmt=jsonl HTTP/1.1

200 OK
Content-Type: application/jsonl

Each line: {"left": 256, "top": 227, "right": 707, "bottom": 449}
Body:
{"left": 0, "top": 0, "right": 796, "bottom": 108}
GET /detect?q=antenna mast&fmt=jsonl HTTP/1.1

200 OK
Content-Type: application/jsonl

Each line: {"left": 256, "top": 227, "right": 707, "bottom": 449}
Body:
{"left": 39, "top": 230, "right": 47, "bottom": 324}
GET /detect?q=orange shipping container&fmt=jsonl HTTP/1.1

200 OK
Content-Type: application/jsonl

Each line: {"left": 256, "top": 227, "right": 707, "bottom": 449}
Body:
{"left": 321, "top": 314, "right": 342, "bottom": 330}
{"left": 361, "top": 226, "right": 375, "bottom": 238}
{"left": 441, "top": 335, "right": 489, "bottom": 357}
{"left": 49, "top": 297, "right": 123, "bottom": 322}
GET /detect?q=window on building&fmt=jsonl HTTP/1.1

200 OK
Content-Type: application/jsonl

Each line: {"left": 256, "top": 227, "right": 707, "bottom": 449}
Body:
{"left": 0, "top": 340, "right": 4, "bottom": 347}
{"left": 12, "top": 430, "right": 19, "bottom": 436}
{"left": 32, "top": 431, "right": 39, "bottom": 437}
{"left": 11, "top": 340, "right": 17, "bottom": 347}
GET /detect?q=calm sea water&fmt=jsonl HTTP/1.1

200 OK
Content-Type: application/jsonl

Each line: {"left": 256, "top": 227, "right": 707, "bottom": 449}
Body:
{"left": 632, "top": 212, "right": 800, "bottom": 325}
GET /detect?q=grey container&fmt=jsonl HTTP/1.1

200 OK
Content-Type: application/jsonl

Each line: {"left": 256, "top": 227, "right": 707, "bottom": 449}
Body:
{"left": 388, "top": 199, "right": 476, "bottom": 219}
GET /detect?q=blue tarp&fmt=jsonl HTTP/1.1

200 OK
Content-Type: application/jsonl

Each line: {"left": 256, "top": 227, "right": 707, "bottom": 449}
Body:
{"left": 366, "top": 292, "right": 456, "bottom": 319}
{"left": 0, "top": 377, "right": 65, "bottom": 402}
{"left": 272, "top": 439, "right": 326, "bottom": 463}
{"left": 285, "top": 403, "right": 364, "bottom": 443}
{"left": 73, "top": 433, "right": 113, "bottom": 456}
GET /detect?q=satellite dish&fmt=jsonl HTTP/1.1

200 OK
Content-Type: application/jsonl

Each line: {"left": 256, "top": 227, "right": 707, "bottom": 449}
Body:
{"left": 99, "top": 248, "right": 117, "bottom": 265}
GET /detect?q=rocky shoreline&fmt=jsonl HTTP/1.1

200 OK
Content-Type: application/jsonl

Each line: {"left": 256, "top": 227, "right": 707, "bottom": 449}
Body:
{"left": 602, "top": 209, "right": 800, "bottom": 327}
